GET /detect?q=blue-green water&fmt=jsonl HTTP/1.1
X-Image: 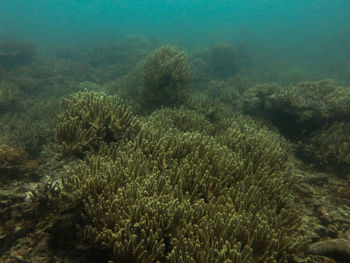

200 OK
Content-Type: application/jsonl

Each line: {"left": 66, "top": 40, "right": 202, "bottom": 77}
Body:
{"left": 1, "top": 2, "right": 350, "bottom": 262}
{"left": 1, "top": 0, "right": 349, "bottom": 66}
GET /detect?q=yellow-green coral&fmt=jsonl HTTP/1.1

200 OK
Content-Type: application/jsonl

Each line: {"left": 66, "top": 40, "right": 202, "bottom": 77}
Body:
{"left": 266, "top": 80, "right": 350, "bottom": 122}
{"left": 204, "top": 79, "right": 243, "bottom": 111}
{"left": 56, "top": 90, "right": 139, "bottom": 157}
{"left": 140, "top": 45, "right": 191, "bottom": 112}
{"left": 188, "top": 94, "right": 233, "bottom": 126}
{"left": 60, "top": 104, "right": 304, "bottom": 262}
{"left": 303, "top": 122, "right": 350, "bottom": 167}
{"left": 147, "top": 106, "right": 216, "bottom": 136}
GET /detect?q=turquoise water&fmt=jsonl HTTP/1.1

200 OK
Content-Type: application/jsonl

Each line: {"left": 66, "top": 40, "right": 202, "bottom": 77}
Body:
{"left": 1, "top": 2, "right": 350, "bottom": 262}
{"left": 1, "top": 0, "right": 350, "bottom": 79}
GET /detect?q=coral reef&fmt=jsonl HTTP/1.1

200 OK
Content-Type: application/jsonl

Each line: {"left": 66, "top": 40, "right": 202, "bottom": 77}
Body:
{"left": 303, "top": 122, "right": 350, "bottom": 171}
{"left": 1, "top": 33, "right": 349, "bottom": 262}
{"left": 0, "top": 40, "right": 35, "bottom": 68}
{"left": 0, "top": 98, "right": 58, "bottom": 158}
{"left": 187, "top": 94, "right": 233, "bottom": 126}
{"left": 29, "top": 182, "right": 61, "bottom": 216}
{"left": 0, "top": 114, "right": 54, "bottom": 158}
{"left": 56, "top": 90, "right": 139, "bottom": 157}
{"left": 59, "top": 103, "right": 304, "bottom": 262}
{"left": 0, "top": 81, "right": 20, "bottom": 112}
{"left": 242, "top": 83, "right": 279, "bottom": 115}
{"left": 147, "top": 107, "right": 216, "bottom": 136}
{"left": 140, "top": 45, "right": 191, "bottom": 112}
{"left": 205, "top": 79, "right": 242, "bottom": 108}
{"left": 239, "top": 80, "right": 350, "bottom": 140}
{"left": 0, "top": 140, "right": 37, "bottom": 181}
{"left": 265, "top": 80, "right": 350, "bottom": 122}
{"left": 308, "top": 239, "right": 350, "bottom": 262}
{"left": 239, "top": 80, "right": 350, "bottom": 168}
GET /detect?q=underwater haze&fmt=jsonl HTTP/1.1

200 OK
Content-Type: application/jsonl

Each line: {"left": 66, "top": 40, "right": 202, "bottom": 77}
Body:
{"left": 2, "top": 0, "right": 350, "bottom": 77}
{"left": 2, "top": 1, "right": 350, "bottom": 262}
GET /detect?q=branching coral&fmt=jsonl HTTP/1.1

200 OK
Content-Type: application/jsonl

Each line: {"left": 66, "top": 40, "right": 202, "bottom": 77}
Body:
{"left": 140, "top": 45, "right": 191, "bottom": 112}
{"left": 266, "top": 80, "right": 350, "bottom": 122}
{"left": 59, "top": 103, "right": 304, "bottom": 262}
{"left": 240, "top": 80, "right": 350, "bottom": 143}
{"left": 242, "top": 83, "right": 279, "bottom": 115}
{"left": 188, "top": 94, "right": 233, "bottom": 126}
{"left": 303, "top": 122, "right": 350, "bottom": 169}
{"left": 326, "top": 86, "right": 350, "bottom": 116}
{"left": 205, "top": 79, "right": 243, "bottom": 110}
{"left": 56, "top": 90, "right": 139, "bottom": 157}
{"left": 147, "top": 106, "right": 216, "bottom": 136}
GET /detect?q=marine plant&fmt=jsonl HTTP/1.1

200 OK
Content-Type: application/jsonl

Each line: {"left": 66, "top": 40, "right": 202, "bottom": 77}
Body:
{"left": 59, "top": 103, "right": 304, "bottom": 262}
{"left": 140, "top": 45, "right": 191, "bottom": 112}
